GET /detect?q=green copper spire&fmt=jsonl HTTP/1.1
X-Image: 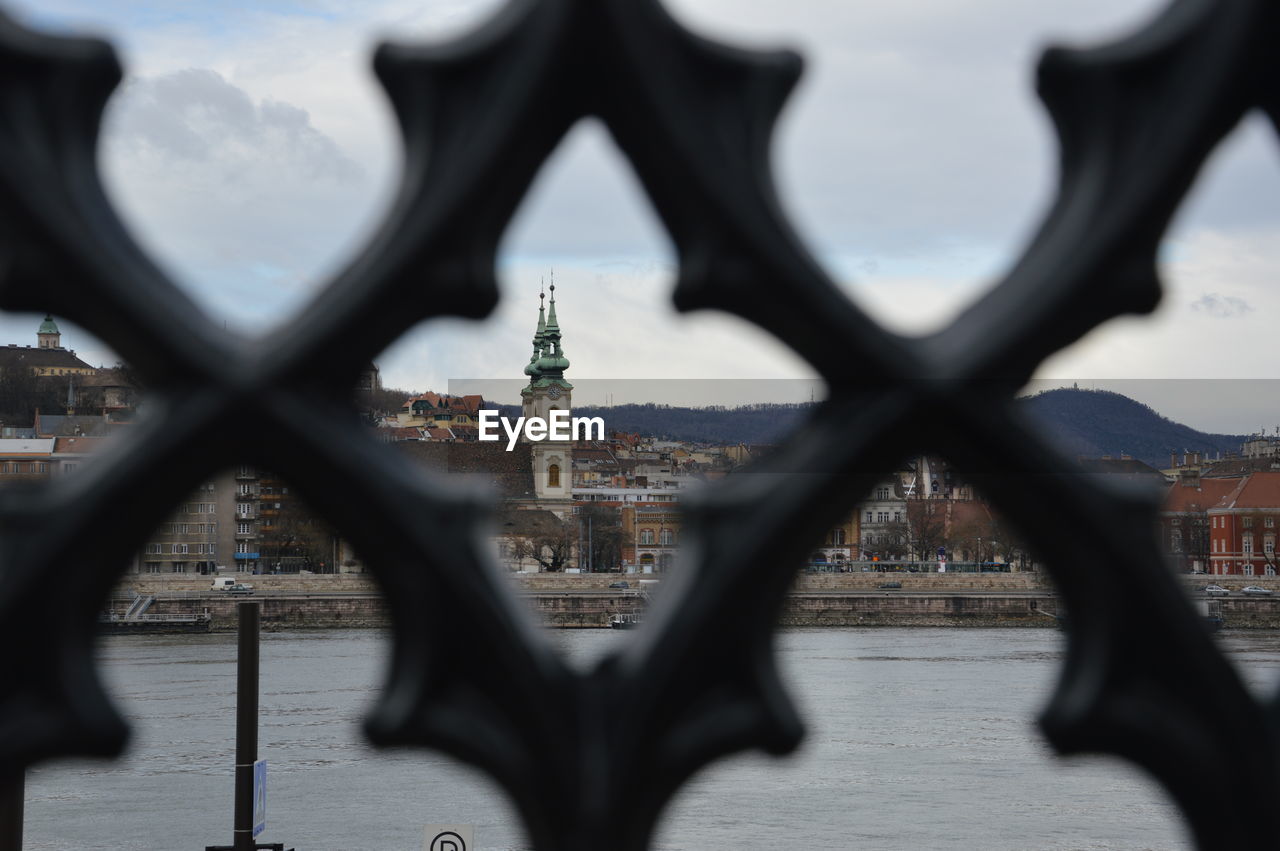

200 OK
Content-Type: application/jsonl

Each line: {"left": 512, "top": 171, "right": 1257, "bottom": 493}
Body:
{"left": 535, "top": 276, "right": 570, "bottom": 377}
{"left": 523, "top": 282, "right": 546, "bottom": 379}
{"left": 545, "top": 271, "right": 559, "bottom": 332}
{"left": 38, "top": 314, "right": 59, "bottom": 335}
{"left": 536, "top": 279, "right": 547, "bottom": 339}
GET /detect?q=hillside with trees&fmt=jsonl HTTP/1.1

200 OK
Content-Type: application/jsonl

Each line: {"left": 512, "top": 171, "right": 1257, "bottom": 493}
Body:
{"left": 1019, "top": 388, "right": 1245, "bottom": 468}
{"left": 432, "top": 388, "right": 1250, "bottom": 469}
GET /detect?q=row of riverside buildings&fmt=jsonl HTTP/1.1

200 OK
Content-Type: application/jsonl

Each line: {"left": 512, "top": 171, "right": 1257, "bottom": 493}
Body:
{"left": 8, "top": 305, "right": 1276, "bottom": 578}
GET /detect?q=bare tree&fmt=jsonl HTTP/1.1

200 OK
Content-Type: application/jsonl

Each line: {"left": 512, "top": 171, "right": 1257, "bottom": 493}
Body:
{"left": 262, "top": 494, "right": 333, "bottom": 572}
{"left": 512, "top": 519, "right": 576, "bottom": 572}
{"left": 579, "top": 504, "right": 625, "bottom": 572}
{"left": 906, "top": 499, "right": 949, "bottom": 562}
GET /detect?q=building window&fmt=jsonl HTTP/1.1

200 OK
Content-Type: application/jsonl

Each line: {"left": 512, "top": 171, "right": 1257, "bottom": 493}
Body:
{"left": 877, "top": 512, "right": 888, "bottom": 523}
{"left": 1268, "top": 517, "right": 1275, "bottom": 528}
{"left": 875, "top": 487, "right": 889, "bottom": 500}
{"left": 659, "top": 529, "right": 674, "bottom": 546}
{"left": 237, "top": 504, "right": 254, "bottom": 518}
{"left": 1244, "top": 516, "right": 1254, "bottom": 528}
{"left": 830, "top": 529, "right": 846, "bottom": 546}
{"left": 548, "top": 464, "right": 561, "bottom": 488}
{"left": 171, "top": 562, "right": 187, "bottom": 574}
{"left": 237, "top": 522, "right": 252, "bottom": 535}
{"left": 1266, "top": 539, "right": 1275, "bottom": 555}
{"left": 864, "top": 511, "right": 873, "bottom": 523}
{"left": 145, "top": 543, "right": 161, "bottom": 555}
{"left": 639, "top": 529, "right": 655, "bottom": 545}
{"left": 237, "top": 542, "right": 253, "bottom": 554}
{"left": 237, "top": 484, "right": 256, "bottom": 496}
{"left": 145, "top": 562, "right": 162, "bottom": 574}
{"left": 1245, "top": 564, "right": 1255, "bottom": 576}
{"left": 1243, "top": 537, "right": 1253, "bottom": 555}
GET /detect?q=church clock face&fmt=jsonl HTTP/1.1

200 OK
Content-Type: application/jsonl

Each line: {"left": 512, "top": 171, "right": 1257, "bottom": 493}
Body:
{"left": 547, "top": 385, "right": 562, "bottom": 400}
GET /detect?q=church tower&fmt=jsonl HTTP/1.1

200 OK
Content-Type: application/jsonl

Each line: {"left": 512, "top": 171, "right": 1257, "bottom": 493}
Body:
{"left": 37, "top": 314, "right": 61, "bottom": 349}
{"left": 521, "top": 277, "right": 573, "bottom": 506}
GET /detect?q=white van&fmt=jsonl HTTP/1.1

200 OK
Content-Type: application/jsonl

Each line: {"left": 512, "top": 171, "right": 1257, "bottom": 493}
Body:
{"left": 210, "top": 578, "right": 237, "bottom": 592}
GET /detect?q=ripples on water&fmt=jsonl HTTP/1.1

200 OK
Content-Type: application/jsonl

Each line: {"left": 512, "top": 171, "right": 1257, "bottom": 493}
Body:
{"left": 24, "top": 628, "right": 1280, "bottom": 850}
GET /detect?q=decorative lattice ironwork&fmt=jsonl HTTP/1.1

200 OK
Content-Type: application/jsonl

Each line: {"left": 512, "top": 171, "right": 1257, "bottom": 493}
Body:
{"left": 1, "top": 1, "right": 1278, "bottom": 848}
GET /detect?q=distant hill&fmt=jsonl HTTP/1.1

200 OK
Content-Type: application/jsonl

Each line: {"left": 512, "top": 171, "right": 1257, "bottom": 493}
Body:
{"left": 1019, "top": 388, "right": 1245, "bottom": 469}
{"left": 493, "top": 388, "right": 1246, "bottom": 468}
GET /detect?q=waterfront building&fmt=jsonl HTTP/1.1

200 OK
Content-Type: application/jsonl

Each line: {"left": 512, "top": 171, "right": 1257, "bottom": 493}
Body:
{"left": 625, "top": 503, "right": 680, "bottom": 573}
{"left": 1158, "top": 475, "right": 1241, "bottom": 573}
{"left": 0, "top": 437, "right": 54, "bottom": 481}
{"left": 859, "top": 478, "right": 908, "bottom": 561}
{"left": 1207, "top": 472, "right": 1280, "bottom": 576}
{"left": 136, "top": 480, "right": 222, "bottom": 575}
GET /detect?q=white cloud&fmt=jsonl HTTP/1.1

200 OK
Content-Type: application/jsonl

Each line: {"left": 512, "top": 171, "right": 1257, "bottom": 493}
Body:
{"left": 1190, "top": 294, "right": 1254, "bottom": 319}
{"left": 99, "top": 68, "right": 380, "bottom": 327}
{"left": 5, "top": 0, "right": 1277, "bottom": 433}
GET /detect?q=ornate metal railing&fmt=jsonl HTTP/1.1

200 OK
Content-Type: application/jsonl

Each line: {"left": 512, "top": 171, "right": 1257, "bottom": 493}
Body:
{"left": 1, "top": 0, "right": 1277, "bottom": 848}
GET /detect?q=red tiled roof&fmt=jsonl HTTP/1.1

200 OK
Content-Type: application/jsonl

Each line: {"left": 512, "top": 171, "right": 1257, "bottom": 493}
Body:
{"left": 1211, "top": 472, "right": 1280, "bottom": 511}
{"left": 1161, "top": 477, "right": 1241, "bottom": 514}
{"left": 52, "top": 436, "right": 112, "bottom": 454}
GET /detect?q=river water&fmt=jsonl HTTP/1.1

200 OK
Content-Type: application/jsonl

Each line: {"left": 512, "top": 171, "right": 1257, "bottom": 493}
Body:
{"left": 22, "top": 628, "right": 1280, "bottom": 850}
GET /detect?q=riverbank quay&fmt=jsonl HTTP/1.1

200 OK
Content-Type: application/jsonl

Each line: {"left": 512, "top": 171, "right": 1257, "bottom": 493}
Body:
{"left": 104, "top": 572, "right": 1280, "bottom": 630}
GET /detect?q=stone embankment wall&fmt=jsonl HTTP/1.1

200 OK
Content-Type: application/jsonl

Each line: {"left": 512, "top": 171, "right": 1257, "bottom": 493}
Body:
{"left": 115, "top": 570, "right": 1280, "bottom": 630}
{"left": 123, "top": 570, "right": 1046, "bottom": 596}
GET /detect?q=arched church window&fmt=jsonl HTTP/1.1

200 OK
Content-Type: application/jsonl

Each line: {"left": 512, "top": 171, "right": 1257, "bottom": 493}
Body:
{"left": 548, "top": 464, "right": 560, "bottom": 488}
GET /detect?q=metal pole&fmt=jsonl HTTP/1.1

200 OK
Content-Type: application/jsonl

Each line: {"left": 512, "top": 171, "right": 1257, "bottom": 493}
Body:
{"left": 233, "top": 602, "right": 259, "bottom": 851}
{"left": 0, "top": 773, "right": 21, "bottom": 851}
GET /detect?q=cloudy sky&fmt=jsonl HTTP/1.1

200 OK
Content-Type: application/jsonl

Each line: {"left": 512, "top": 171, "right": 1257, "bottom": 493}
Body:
{"left": 6, "top": 0, "right": 1278, "bottom": 433}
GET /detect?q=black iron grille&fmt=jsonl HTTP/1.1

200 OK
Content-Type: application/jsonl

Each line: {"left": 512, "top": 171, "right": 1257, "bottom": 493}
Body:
{"left": 1, "top": 1, "right": 1278, "bottom": 848}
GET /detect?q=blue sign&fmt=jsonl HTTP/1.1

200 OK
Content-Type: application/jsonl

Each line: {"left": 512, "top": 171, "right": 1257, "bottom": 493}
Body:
{"left": 234, "top": 553, "right": 260, "bottom": 560}
{"left": 252, "top": 759, "right": 267, "bottom": 838}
